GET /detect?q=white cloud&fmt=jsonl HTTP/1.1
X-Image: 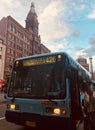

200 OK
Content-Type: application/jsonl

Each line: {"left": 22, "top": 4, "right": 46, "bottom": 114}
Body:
{"left": 88, "top": 10, "right": 95, "bottom": 19}
{"left": 76, "top": 50, "right": 86, "bottom": 57}
{"left": 0, "top": 0, "right": 26, "bottom": 27}
{"left": 38, "top": 1, "right": 72, "bottom": 43}
{"left": 47, "top": 38, "right": 69, "bottom": 52}
{"left": 0, "top": 1, "right": 12, "bottom": 17}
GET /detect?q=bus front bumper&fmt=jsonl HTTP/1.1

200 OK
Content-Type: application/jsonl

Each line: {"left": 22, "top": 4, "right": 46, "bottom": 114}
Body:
{"left": 5, "top": 110, "right": 74, "bottom": 129}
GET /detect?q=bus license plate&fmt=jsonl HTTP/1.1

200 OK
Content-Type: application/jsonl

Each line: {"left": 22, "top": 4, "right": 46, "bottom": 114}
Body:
{"left": 26, "top": 121, "right": 36, "bottom": 127}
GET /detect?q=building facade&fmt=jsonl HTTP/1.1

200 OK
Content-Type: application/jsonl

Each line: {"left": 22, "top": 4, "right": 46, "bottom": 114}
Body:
{"left": 77, "top": 57, "right": 95, "bottom": 81}
{"left": 0, "top": 2, "right": 50, "bottom": 79}
{"left": 76, "top": 57, "right": 89, "bottom": 72}
{"left": 93, "top": 72, "right": 95, "bottom": 81}
{"left": 0, "top": 38, "right": 6, "bottom": 79}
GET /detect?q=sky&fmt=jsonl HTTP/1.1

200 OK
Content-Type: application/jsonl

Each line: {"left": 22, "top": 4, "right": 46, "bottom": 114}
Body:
{"left": 0, "top": 0, "right": 95, "bottom": 71}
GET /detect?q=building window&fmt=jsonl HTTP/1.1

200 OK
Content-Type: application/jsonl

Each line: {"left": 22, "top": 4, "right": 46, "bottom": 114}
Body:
{"left": 7, "top": 48, "right": 14, "bottom": 54}
{"left": 9, "top": 24, "right": 16, "bottom": 33}
{"left": 0, "top": 39, "right": 3, "bottom": 43}
{"left": 0, "top": 55, "right": 2, "bottom": 59}
{"left": 8, "top": 41, "right": 14, "bottom": 47}
{"left": 7, "top": 57, "right": 14, "bottom": 63}
{"left": 6, "top": 65, "right": 12, "bottom": 71}
{"left": 8, "top": 33, "right": 15, "bottom": 41}
{"left": 17, "top": 31, "right": 23, "bottom": 38}
{"left": 0, "top": 47, "right": 2, "bottom": 51}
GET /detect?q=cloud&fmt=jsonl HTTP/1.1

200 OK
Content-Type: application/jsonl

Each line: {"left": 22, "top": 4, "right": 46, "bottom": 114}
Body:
{"left": 81, "top": 37, "right": 95, "bottom": 57}
{"left": 76, "top": 35, "right": 95, "bottom": 71}
{"left": 0, "top": 0, "right": 28, "bottom": 27}
{"left": 0, "top": 0, "right": 13, "bottom": 17}
{"left": 83, "top": 46, "right": 95, "bottom": 57}
{"left": 76, "top": 49, "right": 86, "bottom": 57}
{"left": 39, "top": 1, "right": 68, "bottom": 42}
{"left": 0, "top": 0, "right": 21, "bottom": 15}
{"left": 88, "top": 10, "right": 95, "bottom": 19}
{"left": 75, "top": 46, "right": 84, "bottom": 51}
{"left": 45, "top": 38, "right": 69, "bottom": 52}
{"left": 79, "top": 36, "right": 95, "bottom": 61}
{"left": 89, "top": 36, "right": 95, "bottom": 45}
{"left": 39, "top": 0, "right": 81, "bottom": 45}
{"left": 70, "top": 29, "right": 80, "bottom": 39}
{"left": 83, "top": 36, "right": 95, "bottom": 57}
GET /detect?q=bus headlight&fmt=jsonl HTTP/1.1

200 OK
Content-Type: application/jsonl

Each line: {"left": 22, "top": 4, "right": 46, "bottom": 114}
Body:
{"left": 10, "top": 104, "right": 15, "bottom": 110}
{"left": 7, "top": 104, "right": 20, "bottom": 110}
{"left": 53, "top": 108, "right": 61, "bottom": 115}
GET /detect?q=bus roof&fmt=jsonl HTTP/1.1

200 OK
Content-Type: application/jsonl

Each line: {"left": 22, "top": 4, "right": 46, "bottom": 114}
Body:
{"left": 15, "top": 52, "right": 67, "bottom": 60}
{"left": 15, "top": 51, "right": 91, "bottom": 78}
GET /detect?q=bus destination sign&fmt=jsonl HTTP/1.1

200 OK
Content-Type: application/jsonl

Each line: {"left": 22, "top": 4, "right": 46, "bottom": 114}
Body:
{"left": 23, "top": 56, "right": 56, "bottom": 66}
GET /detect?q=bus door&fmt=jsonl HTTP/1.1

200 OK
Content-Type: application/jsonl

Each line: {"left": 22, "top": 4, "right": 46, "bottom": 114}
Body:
{"left": 70, "top": 68, "right": 82, "bottom": 120}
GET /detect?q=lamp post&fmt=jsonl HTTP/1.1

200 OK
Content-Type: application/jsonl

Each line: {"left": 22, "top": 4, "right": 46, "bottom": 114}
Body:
{"left": 89, "top": 57, "right": 94, "bottom": 80}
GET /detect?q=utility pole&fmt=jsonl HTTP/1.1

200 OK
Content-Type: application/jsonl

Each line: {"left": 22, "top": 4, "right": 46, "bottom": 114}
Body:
{"left": 89, "top": 57, "right": 94, "bottom": 80}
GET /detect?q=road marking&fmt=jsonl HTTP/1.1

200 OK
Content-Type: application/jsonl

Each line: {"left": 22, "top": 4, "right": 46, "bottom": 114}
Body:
{"left": 0, "top": 117, "right": 5, "bottom": 120}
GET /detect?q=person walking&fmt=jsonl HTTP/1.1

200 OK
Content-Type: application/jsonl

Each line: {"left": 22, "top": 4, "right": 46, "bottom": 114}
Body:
{"left": 84, "top": 84, "right": 95, "bottom": 130}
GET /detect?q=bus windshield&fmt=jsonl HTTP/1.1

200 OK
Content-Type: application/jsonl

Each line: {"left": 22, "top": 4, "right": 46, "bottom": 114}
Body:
{"left": 8, "top": 60, "right": 66, "bottom": 99}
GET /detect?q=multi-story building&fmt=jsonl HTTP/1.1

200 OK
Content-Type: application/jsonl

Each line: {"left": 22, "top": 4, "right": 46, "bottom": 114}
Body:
{"left": 76, "top": 57, "right": 89, "bottom": 72}
{"left": 93, "top": 72, "right": 95, "bottom": 81}
{"left": 0, "top": 37, "right": 6, "bottom": 79}
{"left": 40, "top": 44, "right": 50, "bottom": 53}
{"left": 76, "top": 57, "right": 95, "bottom": 81}
{"left": 0, "top": 2, "right": 50, "bottom": 79}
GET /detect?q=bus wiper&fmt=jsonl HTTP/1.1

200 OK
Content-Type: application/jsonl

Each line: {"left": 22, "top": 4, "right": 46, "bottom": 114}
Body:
{"left": 11, "top": 93, "right": 15, "bottom": 102}
{"left": 48, "top": 98, "right": 58, "bottom": 105}
{"left": 11, "top": 91, "right": 18, "bottom": 102}
{"left": 47, "top": 92, "right": 58, "bottom": 105}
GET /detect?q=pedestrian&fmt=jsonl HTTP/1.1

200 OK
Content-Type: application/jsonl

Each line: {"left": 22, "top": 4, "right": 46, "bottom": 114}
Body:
{"left": 84, "top": 83, "right": 95, "bottom": 130}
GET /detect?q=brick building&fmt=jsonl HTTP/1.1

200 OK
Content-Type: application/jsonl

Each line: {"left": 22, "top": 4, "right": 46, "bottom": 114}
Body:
{"left": 76, "top": 57, "right": 95, "bottom": 81}
{"left": 0, "top": 38, "right": 6, "bottom": 79}
{"left": 76, "top": 57, "right": 89, "bottom": 72}
{"left": 93, "top": 72, "right": 95, "bottom": 81}
{"left": 0, "top": 2, "right": 50, "bottom": 79}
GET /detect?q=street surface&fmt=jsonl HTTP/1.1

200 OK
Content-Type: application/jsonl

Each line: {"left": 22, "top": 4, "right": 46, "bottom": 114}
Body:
{"left": 0, "top": 93, "right": 84, "bottom": 130}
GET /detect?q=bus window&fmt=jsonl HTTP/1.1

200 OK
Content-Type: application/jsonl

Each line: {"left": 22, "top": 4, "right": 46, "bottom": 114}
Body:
{"left": 8, "top": 63, "right": 66, "bottom": 99}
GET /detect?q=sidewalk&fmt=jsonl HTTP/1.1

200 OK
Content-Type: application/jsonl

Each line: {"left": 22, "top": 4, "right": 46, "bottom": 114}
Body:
{"left": 0, "top": 92, "right": 6, "bottom": 104}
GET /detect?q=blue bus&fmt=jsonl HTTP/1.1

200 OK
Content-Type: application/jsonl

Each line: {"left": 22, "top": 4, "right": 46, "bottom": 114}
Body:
{"left": 5, "top": 52, "right": 93, "bottom": 129}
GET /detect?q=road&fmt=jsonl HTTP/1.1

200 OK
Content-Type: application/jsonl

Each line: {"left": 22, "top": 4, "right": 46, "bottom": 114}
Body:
{"left": 0, "top": 103, "right": 25, "bottom": 130}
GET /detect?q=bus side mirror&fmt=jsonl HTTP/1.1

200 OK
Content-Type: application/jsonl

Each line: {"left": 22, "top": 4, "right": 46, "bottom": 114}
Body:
{"left": 3, "top": 84, "right": 8, "bottom": 93}
{"left": 4, "top": 93, "right": 7, "bottom": 99}
{"left": 82, "top": 99, "right": 84, "bottom": 106}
